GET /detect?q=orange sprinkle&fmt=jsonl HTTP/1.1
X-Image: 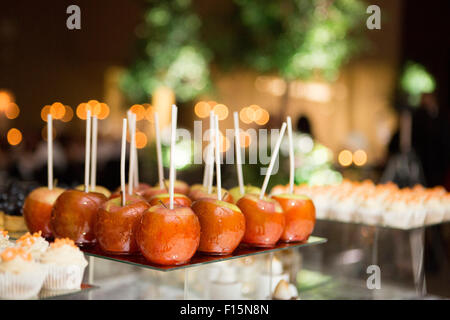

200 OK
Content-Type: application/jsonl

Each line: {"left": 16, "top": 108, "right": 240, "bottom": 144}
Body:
{"left": 51, "top": 238, "right": 77, "bottom": 249}
{"left": 1, "top": 247, "right": 32, "bottom": 262}
{"left": 16, "top": 231, "right": 42, "bottom": 247}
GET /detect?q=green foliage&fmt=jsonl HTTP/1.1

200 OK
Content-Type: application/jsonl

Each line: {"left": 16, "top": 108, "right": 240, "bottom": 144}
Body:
{"left": 121, "top": 0, "right": 366, "bottom": 103}
{"left": 121, "top": 0, "right": 212, "bottom": 103}
{"left": 235, "top": 0, "right": 366, "bottom": 81}
{"left": 400, "top": 61, "right": 436, "bottom": 107}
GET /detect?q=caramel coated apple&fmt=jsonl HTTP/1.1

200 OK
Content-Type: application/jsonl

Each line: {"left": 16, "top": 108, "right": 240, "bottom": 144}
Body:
{"left": 141, "top": 186, "right": 167, "bottom": 201}
{"left": 50, "top": 189, "right": 106, "bottom": 245}
{"left": 157, "top": 180, "right": 189, "bottom": 196}
{"left": 188, "top": 185, "right": 233, "bottom": 203}
{"left": 191, "top": 198, "right": 245, "bottom": 255}
{"left": 136, "top": 205, "right": 200, "bottom": 265}
{"left": 96, "top": 194, "right": 150, "bottom": 254}
{"left": 76, "top": 185, "right": 111, "bottom": 198}
{"left": 237, "top": 194, "right": 285, "bottom": 247}
{"left": 23, "top": 187, "right": 65, "bottom": 238}
{"left": 229, "top": 185, "right": 262, "bottom": 204}
{"left": 272, "top": 193, "right": 316, "bottom": 242}
{"left": 148, "top": 193, "right": 192, "bottom": 207}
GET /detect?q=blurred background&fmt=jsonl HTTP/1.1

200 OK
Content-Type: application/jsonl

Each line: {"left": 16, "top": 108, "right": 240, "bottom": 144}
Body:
{"left": 0, "top": 0, "right": 449, "bottom": 299}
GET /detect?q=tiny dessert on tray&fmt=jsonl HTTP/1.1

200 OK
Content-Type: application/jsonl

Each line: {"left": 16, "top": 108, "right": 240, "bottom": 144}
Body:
{"left": 137, "top": 106, "right": 200, "bottom": 265}
{"left": 0, "top": 247, "right": 47, "bottom": 299}
{"left": 16, "top": 231, "right": 49, "bottom": 260}
{"left": 40, "top": 238, "right": 88, "bottom": 290}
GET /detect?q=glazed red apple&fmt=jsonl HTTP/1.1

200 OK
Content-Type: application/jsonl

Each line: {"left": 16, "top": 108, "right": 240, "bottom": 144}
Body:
{"left": 50, "top": 189, "right": 107, "bottom": 245}
{"left": 148, "top": 193, "right": 192, "bottom": 207}
{"left": 111, "top": 183, "right": 151, "bottom": 198}
{"left": 191, "top": 198, "right": 245, "bottom": 255}
{"left": 237, "top": 194, "right": 285, "bottom": 247}
{"left": 136, "top": 204, "right": 200, "bottom": 265}
{"left": 188, "top": 185, "right": 233, "bottom": 203}
{"left": 23, "top": 187, "right": 65, "bottom": 238}
{"left": 272, "top": 193, "right": 316, "bottom": 242}
{"left": 96, "top": 194, "right": 150, "bottom": 254}
{"left": 229, "top": 185, "right": 262, "bottom": 203}
{"left": 157, "top": 180, "right": 189, "bottom": 196}
{"left": 141, "top": 186, "right": 167, "bottom": 201}
{"left": 76, "top": 185, "right": 111, "bottom": 198}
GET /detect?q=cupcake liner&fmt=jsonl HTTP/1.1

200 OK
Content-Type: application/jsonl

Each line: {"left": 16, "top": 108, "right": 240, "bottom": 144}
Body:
{"left": 43, "top": 264, "right": 86, "bottom": 291}
{"left": 0, "top": 266, "right": 47, "bottom": 300}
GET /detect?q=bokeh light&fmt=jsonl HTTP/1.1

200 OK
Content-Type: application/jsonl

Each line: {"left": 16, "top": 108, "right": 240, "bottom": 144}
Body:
{"left": 41, "top": 105, "right": 51, "bottom": 122}
{"left": 194, "top": 101, "right": 211, "bottom": 118}
{"left": 143, "top": 104, "right": 154, "bottom": 122}
{"left": 338, "top": 150, "right": 352, "bottom": 167}
{"left": 353, "top": 149, "right": 367, "bottom": 166}
{"left": 239, "top": 130, "right": 252, "bottom": 148}
{"left": 255, "top": 109, "right": 269, "bottom": 125}
{"left": 50, "top": 102, "right": 66, "bottom": 120}
{"left": 213, "top": 104, "right": 229, "bottom": 120}
{"left": 97, "top": 103, "right": 110, "bottom": 119}
{"left": 5, "top": 103, "right": 20, "bottom": 119}
{"left": 135, "top": 131, "right": 148, "bottom": 149}
{"left": 0, "top": 90, "right": 13, "bottom": 111}
{"left": 7, "top": 128, "right": 22, "bottom": 146}
{"left": 239, "top": 107, "right": 252, "bottom": 124}
{"left": 130, "top": 104, "right": 146, "bottom": 121}
{"left": 61, "top": 105, "right": 74, "bottom": 122}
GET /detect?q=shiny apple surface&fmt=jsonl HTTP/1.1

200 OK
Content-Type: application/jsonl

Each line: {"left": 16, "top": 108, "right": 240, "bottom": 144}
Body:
{"left": 23, "top": 187, "right": 65, "bottom": 238}
{"left": 96, "top": 194, "right": 150, "bottom": 254}
{"left": 272, "top": 193, "right": 316, "bottom": 242}
{"left": 136, "top": 205, "right": 200, "bottom": 265}
{"left": 50, "top": 189, "right": 106, "bottom": 245}
{"left": 148, "top": 193, "right": 192, "bottom": 207}
{"left": 191, "top": 198, "right": 245, "bottom": 255}
{"left": 237, "top": 194, "right": 285, "bottom": 247}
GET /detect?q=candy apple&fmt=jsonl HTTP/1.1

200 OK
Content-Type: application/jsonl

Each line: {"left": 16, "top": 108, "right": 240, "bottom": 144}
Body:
{"left": 50, "top": 189, "right": 107, "bottom": 245}
{"left": 141, "top": 186, "right": 167, "bottom": 201}
{"left": 191, "top": 198, "right": 245, "bottom": 255}
{"left": 271, "top": 193, "right": 316, "bottom": 242}
{"left": 236, "top": 194, "right": 285, "bottom": 247}
{"left": 23, "top": 187, "right": 65, "bottom": 238}
{"left": 96, "top": 194, "right": 150, "bottom": 254}
{"left": 229, "top": 185, "right": 262, "bottom": 203}
{"left": 157, "top": 180, "right": 189, "bottom": 196}
{"left": 136, "top": 204, "right": 200, "bottom": 265}
{"left": 75, "top": 185, "right": 111, "bottom": 198}
{"left": 148, "top": 193, "right": 192, "bottom": 207}
{"left": 188, "top": 185, "right": 233, "bottom": 203}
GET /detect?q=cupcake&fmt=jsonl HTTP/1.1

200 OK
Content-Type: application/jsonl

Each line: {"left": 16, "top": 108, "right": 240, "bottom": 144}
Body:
{"left": 0, "top": 230, "right": 13, "bottom": 251}
{"left": 0, "top": 247, "right": 47, "bottom": 299}
{"left": 16, "top": 231, "right": 49, "bottom": 260}
{"left": 40, "top": 238, "right": 88, "bottom": 290}
{"left": 272, "top": 279, "right": 299, "bottom": 300}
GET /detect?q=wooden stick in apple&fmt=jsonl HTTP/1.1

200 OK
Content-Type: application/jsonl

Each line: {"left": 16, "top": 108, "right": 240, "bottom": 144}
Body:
{"left": 233, "top": 111, "right": 244, "bottom": 196}
{"left": 169, "top": 104, "right": 178, "bottom": 210}
{"left": 90, "top": 115, "right": 98, "bottom": 190}
{"left": 214, "top": 114, "right": 222, "bottom": 201}
{"left": 259, "top": 122, "right": 287, "bottom": 199}
{"left": 207, "top": 111, "right": 215, "bottom": 194}
{"left": 132, "top": 114, "right": 139, "bottom": 188}
{"left": 47, "top": 114, "right": 53, "bottom": 190}
{"left": 84, "top": 110, "right": 92, "bottom": 193}
{"left": 287, "top": 116, "right": 295, "bottom": 194}
{"left": 120, "top": 118, "right": 127, "bottom": 206}
{"left": 154, "top": 112, "right": 165, "bottom": 189}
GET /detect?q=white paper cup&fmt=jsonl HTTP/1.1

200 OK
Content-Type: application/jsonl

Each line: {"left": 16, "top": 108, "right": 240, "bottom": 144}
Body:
{"left": 43, "top": 264, "right": 86, "bottom": 291}
{"left": 0, "top": 266, "right": 47, "bottom": 299}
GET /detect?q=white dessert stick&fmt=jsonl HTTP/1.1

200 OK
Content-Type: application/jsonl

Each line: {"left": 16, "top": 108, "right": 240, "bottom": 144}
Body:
{"left": 90, "top": 115, "right": 98, "bottom": 190}
{"left": 214, "top": 115, "right": 222, "bottom": 201}
{"left": 259, "top": 122, "right": 287, "bottom": 199}
{"left": 84, "top": 110, "right": 92, "bottom": 193}
{"left": 207, "top": 111, "right": 215, "bottom": 194}
{"left": 287, "top": 116, "right": 295, "bottom": 194}
{"left": 169, "top": 104, "right": 178, "bottom": 210}
{"left": 233, "top": 112, "right": 244, "bottom": 196}
{"left": 127, "top": 111, "right": 136, "bottom": 195}
{"left": 133, "top": 113, "right": 139, "bottom": 188}
{"left": 120, "top": 118, "right": 127, "bottom": 206}
{"left": 154, "top": 112, "right": 165, "bottom": 189}
{"left": 47, "top": 114, "right": 53, "bottom": 190}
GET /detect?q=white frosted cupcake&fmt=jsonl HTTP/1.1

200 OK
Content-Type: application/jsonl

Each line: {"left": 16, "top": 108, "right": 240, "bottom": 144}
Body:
{"left": 15, "top": 231, "right": 49, "bottom": 260}
{"left": 40, "top": 238, "right": 88, "bottom": 290}
{"left": 0, "top": 247, "right": 47, "bottom": 299}
{"left": 0, "top": 230, "right": 13, "bottom": 251}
